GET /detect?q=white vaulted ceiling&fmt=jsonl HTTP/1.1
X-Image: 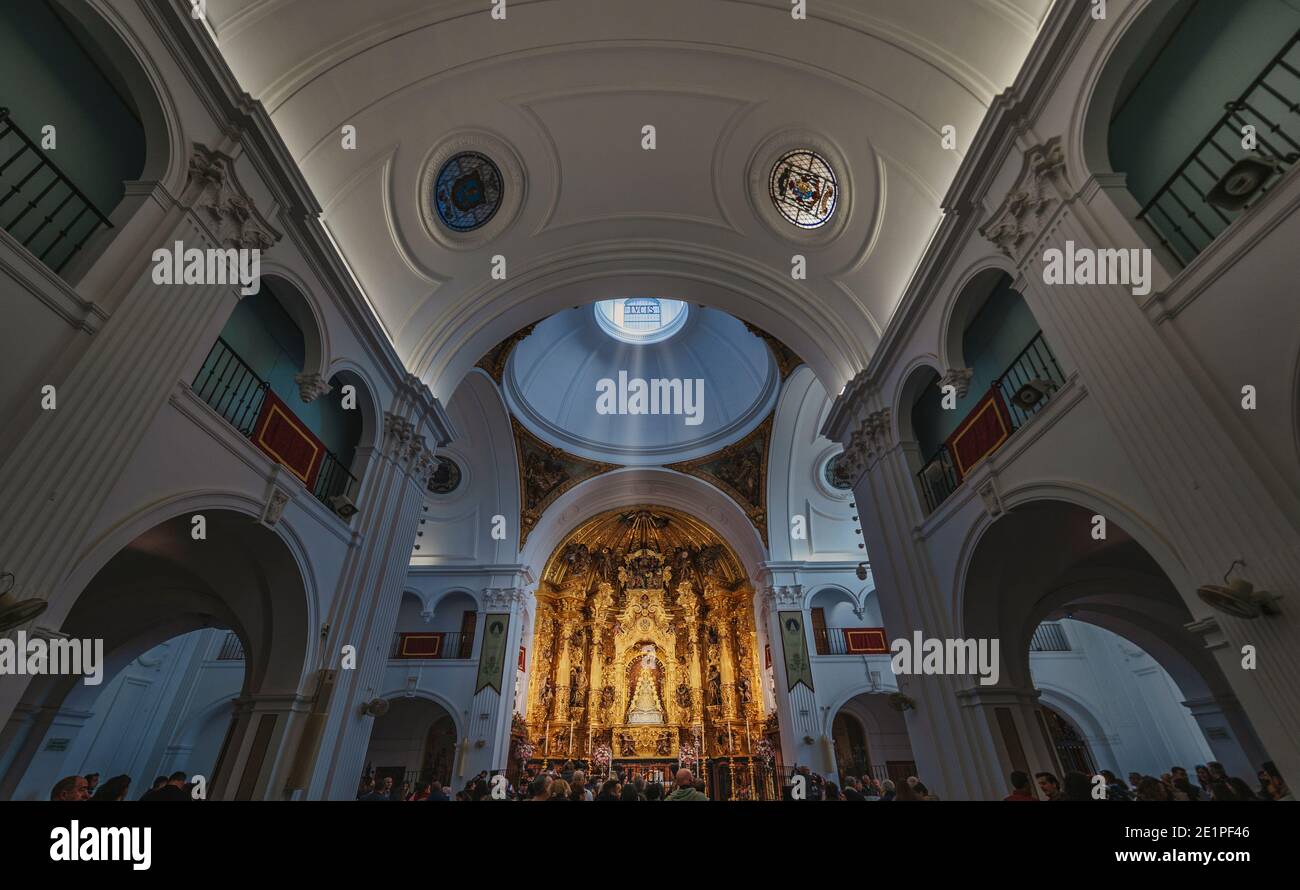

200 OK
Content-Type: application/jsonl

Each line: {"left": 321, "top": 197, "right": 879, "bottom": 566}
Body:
{"left": 204, "top": 0, "right": 1054, "bottom": 399}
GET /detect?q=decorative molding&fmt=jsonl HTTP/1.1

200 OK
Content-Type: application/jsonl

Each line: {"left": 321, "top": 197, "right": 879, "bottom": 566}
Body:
{"left": 293, "top": 372, "right": 332, "bottom": 403}
{"left": 514, "top": 418, "right": 618, "bottom": 546}
{"left": 483, "top": 587, "right": 528, "bottom": 610}
{"left": 764, "top": 585, "right": 805, "bottom": 608}
{"left": 743, "top": 322, "right": 803, "bottom": 379}
{"left": 417, "top": 129, "right": 526, "bottom": 251}
{"left": 835, "top": 408, "right": 892, "bottom": 485}
{"left": 665, "top": 415, "right": 772, "bottom": 546}
{"left": 186, "top": 144, "right": 281, "bottom": 251}
{"left": 978, "top": 136, "right": 1066, "bottom": 265}
{"left": 939, "top": 367, "right": 975, "bottom": 399}
{"left": 475, "top": 323, "right": 537, "bottom": 384}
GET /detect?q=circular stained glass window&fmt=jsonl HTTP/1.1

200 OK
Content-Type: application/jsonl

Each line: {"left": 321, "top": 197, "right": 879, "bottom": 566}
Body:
{"left": 824, "top": 454, "right": 853, "bottom": 491}
{"left": 433, "top": 152, "right": 504, "bottom": 232}
{"left": 769, "top": 149, "right": 838, "bottom": 228}
{"left": 593, "top": 298, "right": 688, "bottom": 344}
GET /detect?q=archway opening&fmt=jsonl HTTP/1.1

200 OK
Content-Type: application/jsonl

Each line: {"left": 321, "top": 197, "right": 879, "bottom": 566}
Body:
{"left": 361, "top": 697, "right": 458, "bottom": 797}
{"left": 832, "top": 692, "right": 918, "bottom": 790}
{"left": 962, "top": 499, "right": 1273, "bottom": 793}
{"left": 0, "top": 509, "right": 311, "bottom": 801}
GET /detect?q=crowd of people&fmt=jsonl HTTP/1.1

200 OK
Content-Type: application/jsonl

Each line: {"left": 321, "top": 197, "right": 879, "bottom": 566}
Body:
{"left": 48, "top": 770, "right": 201, "bottom": 801}
{"left": 1006, "top": 760, "right": 1291, "bottom": 801}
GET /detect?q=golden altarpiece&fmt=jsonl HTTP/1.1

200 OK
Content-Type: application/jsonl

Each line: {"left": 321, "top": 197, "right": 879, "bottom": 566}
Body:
{"left": 524, "top": 507, "right": 773, "bottom": 792}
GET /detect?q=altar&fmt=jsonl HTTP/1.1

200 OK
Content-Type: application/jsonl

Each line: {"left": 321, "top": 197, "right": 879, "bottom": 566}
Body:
{"left": 522, "top": 507, "right": 769, "bottom": 770}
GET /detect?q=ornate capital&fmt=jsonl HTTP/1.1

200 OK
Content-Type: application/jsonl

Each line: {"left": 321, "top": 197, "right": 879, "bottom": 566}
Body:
{"left": 383, "top": 413, "right": 415, "bottom": 460}
{"left": 293, "top": 372, "right": 332, "bottom": 404}
{"left": 186, "top": 144, "right": 281, "bottom": 251}
{"left": 483, "top": 587, "right": 527, "bottom": 610}
{"left": 763, "top": 585, "right": 804, "bottom": 608}
{"left": 837, "top": 408, "right": 893, "bottom": 483}
{"left": 939, "top": 368, "right": 974, "bottom": 399}
{"left": 979, "top": 136, "right": 1066, "bottom": 265}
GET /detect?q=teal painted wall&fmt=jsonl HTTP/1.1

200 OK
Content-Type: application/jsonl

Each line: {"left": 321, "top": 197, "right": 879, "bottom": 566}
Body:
{"left": 217, "top": 284, "right": 361, "bottom": 467}
{"left": 912, "top": 279, "right": 1039, "bottom": 458}
{"left": 0, "top": 1, "right": 145, "bottom": 214}
{"left": 1110, "top": 0, "right": 1300, "bottom": 206}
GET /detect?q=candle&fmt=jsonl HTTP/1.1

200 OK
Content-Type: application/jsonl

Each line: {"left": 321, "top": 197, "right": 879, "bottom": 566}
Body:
{"left": 568, "top": 721, "right": 574, "bottom": 755}
{"left": 545, "top": 719, "right": 551, "bottom": 754}
{"left": 727, "top": 722, "right": 734, "bottom": 753}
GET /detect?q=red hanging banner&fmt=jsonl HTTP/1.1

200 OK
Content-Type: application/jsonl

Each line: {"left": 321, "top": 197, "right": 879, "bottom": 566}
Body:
{"left": 946, "top": 389, "right": 1012, "bottom": 481}
{"left": 251, "top": 389, "right": 326, "bottom": 489}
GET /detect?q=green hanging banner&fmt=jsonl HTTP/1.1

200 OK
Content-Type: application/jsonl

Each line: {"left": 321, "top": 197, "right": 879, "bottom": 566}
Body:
{"left": 778, "top": 611, "right": 814, "bottom": 693}
{"left": 475, "top": 613, "right": 511, "bottom": 694}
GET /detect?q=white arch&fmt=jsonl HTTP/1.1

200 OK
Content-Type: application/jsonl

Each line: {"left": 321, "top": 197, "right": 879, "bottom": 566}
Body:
{"left": 518, "top": 467, "right": 768, "bottom": 581}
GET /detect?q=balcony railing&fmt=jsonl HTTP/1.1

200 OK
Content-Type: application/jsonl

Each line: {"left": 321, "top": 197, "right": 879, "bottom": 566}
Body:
{"left": 1029, "top": 622, "right": 1070, "bottom": 652}
{"left": 216, "top": 631, "right": 245, "bottom": 661}
{"left": 390, "top": 631, "right": 475, "bottom": 660}
{"left": 917, "top": 331, "right": 1064, "bottom": 513}
{"left": 193, "top": 337, "right": 358, "bottom": 511}
{"left": 812, "top": 627, "right": 891, "bottom": 656}
{"left": 1137, "top": 30, "right": 1300, "bottom": 266}
{"left": 0, "top": 107, "right": 114, "bottom": 275}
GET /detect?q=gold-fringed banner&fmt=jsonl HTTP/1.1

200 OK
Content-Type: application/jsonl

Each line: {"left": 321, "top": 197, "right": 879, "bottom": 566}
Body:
{"left": 475, "top": 613, "right": 510, "bottom": 694}
{"left": 778, "top": 611, "right": 814, "bottom": 693}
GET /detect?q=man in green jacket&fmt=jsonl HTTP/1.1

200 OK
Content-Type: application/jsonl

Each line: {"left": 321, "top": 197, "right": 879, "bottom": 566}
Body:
{"left": 665, "top": 769, "right": 708, "bottom": 801}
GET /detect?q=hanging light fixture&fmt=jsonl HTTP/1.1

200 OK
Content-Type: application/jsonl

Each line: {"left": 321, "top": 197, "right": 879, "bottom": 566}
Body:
{"left": 0, "top": 571, "right": 48, "bottom": 634}
{"left": 1196, "top": 560, "right": 1282, "bottom": 619}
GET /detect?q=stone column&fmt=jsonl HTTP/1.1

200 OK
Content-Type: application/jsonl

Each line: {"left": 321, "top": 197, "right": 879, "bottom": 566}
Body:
{"left": 309, "top": 383, "right": 452, "bottom": 800}
{"left": 824, "top": 396, "right": 1011, "bottom": 800}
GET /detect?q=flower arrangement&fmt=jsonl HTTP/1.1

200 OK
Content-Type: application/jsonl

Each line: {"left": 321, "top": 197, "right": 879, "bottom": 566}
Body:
{"left": 677, "top": 743, "right": 698, "bottom": 767}
{"left": 514, "top": 739, "right": 535, "bottom": 761}
{"left": 754, "top": 738, "right": 775, "bottom": 764}
{"left": 592, "top": 744, "right": 612, "bottom": 767}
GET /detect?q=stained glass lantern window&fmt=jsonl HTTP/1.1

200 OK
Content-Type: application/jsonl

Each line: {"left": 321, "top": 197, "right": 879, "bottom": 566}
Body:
{"left": 433, "top": 152, "right": 504, "bottom": 232}
{"left": 594, "top": 298, "right": 688, "bottom": 344}
{"left": 769, "top": 149, "right": 838, "bottom": 228}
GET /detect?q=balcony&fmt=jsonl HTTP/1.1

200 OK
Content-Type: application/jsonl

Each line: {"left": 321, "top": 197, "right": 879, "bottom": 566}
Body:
{"left": 1029, "top": 622, "right": 1070, "bottom": 653}
{"left": 917, "top": 331, "right": 1064, "bottom": 513}
{"left": 216, "top": 631, "right": 246, "bottom": 661}
{"left": 1138, "top": 30, "right": 1300, "bottom": 266}
{"left": 193, "top": 337, "right": 357, "bottom": 511}
{"left": 812, "top": 627, "right": 890, "bottom": 656}
{"left": 390, "top": 631, "right": 475, "bottom": 661}
{"left": 0, "top": 107, "right": 113, "bottom": 276}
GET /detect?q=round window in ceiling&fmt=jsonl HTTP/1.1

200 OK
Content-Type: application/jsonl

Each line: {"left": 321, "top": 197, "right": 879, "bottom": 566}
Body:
{"left": 769, "top": 149, "right": 838, "bottom": 228}
{"left": 593, "top": 298, "right": 689, "bottom": 344}
{"left": 433, "top": 152, "right": 504, "bottom": 232}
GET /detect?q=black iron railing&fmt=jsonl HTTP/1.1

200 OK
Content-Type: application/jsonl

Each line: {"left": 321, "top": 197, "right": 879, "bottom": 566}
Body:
{"left": 917, "top": 444, "right": 959, "bottom": 516}
{"left": 193, "top": 338, "right": 358, "bottom": 513}
{"left": 917, "top": 331, "right": 1063, "bottom": 513}
{"left": 1137, "top": 30, "right": 1300, "bottom": 266}
{"left": 216, "top": 631, "right": 245, "bottom": 661}
{"left": 390, "top": 631, "right": 475, "bottom": 660}
{"left": 993, "top": 330, "right": 1066, "bottom": 429}
{"left": 0, "top": 107, "right": 114, "bottom": 275}
{"left": 1029, "top": 622, "right": 1070, "bottom": 652}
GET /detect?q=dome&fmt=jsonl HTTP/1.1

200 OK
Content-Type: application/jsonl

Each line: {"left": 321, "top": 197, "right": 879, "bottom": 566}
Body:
{"left": 503, "top": 305, "right": 778, "bottom": 464}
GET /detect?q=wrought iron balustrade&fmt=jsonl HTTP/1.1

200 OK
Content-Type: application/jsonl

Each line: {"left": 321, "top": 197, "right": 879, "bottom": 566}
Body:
{"left": 1137, "top": 30, "right": 1300, "bottom": 266}
{"left": 1029, "top": 622, "right": 1070, "bottom": 652}
{"left": 216, "top": 631, "right": 245, "bottom": 661}
{"left": 0, "top": 107, "right": 113, "bottom": 275}
{"left": 390, "top": 631, "right": 475, "bottom": 660}
{"left": 917, "top": 331, "right": 1062, "bottom": 514}
{"left": 193, "top": 338, "right": 357, "bottom": 513}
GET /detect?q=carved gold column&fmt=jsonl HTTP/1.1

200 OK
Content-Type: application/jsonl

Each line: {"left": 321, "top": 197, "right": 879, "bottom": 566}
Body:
{"left": 676, "top": 584, "right": 703, "bottom": 724}
{"left": 587, "top": 583, "right": 614, "bottom": 732}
